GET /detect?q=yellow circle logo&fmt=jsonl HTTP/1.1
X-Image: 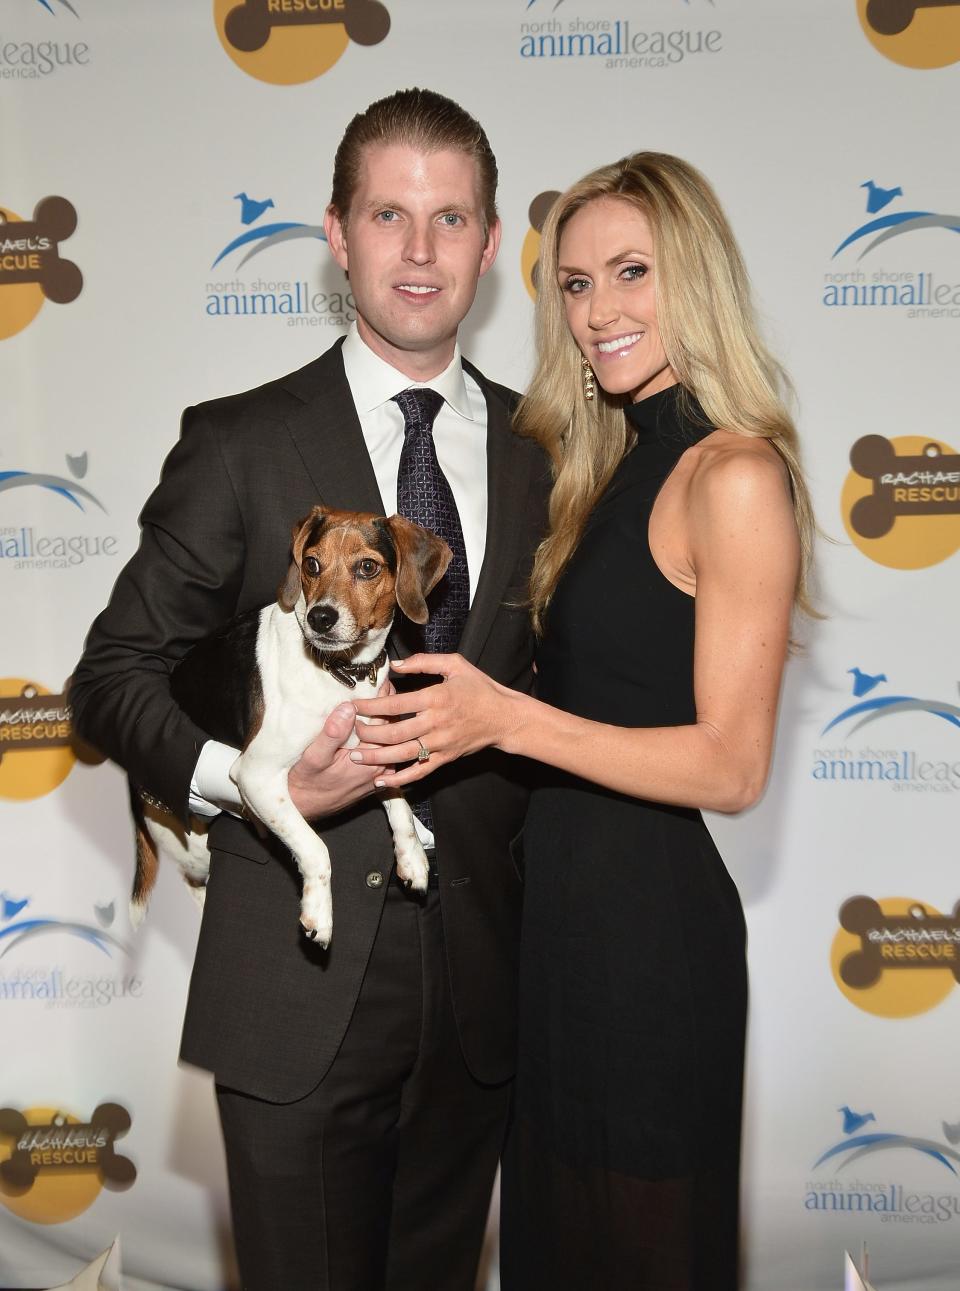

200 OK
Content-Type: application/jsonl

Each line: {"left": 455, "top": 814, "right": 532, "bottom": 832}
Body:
{"left": 0, "top": 199, "right": 82, "bottom": 342}
{"left": 841, "top": 433, "right": 960, "bottom": 569}
{"left": 521, "top": 191, "right": 561, "bottom": 301}
{"left": 0, "top": 208, "right": 44, "bottom": 340}
{"left": 214, "top": 0, "right": 390, "bottom": 85}
{"left": 0, "top": 680, "right": 75, "bottom": 801}
{"left": 857, "top": 0, "right": 960, "bottom": 68}
{"left": 0, "top": 1105, "right": 136, "bottom": 1225}
{"left": 831, "top": 895, "right": 960, "bottom": 1018}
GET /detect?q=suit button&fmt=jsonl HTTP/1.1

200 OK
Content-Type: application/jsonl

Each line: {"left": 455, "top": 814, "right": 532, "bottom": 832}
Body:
{"left": 365, "top": 870, "right": 384, "bottom": 889}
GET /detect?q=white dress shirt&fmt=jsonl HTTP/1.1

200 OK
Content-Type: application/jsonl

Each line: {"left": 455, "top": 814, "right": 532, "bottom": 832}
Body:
{"left": 188, "top": 324, "right": 489, "bottom": 828}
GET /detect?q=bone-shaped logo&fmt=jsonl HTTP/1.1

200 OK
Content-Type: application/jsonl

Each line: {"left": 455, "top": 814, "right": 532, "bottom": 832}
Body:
{"left": 524, "top": 190, "right": 561, "bottom": 297}
{"left": 866, "top": 0, "right": 960, "bottom": 36}
{"left": 225, "top": 0, "right": 390, "bottom": 52}
{"left": 0, "top": 685, "right": 71, "bottom": 766}
{"left": 848, "top": 435, "right": 960, "bottom": 539}
{"left": 0, "top": 1104, "right": 136, "bottom": 1196}
{"left": 839, "top": 895, "right": 960, "bottom": 989}
{"left": 0, "top": 197, "right": 82, "bottom": 304}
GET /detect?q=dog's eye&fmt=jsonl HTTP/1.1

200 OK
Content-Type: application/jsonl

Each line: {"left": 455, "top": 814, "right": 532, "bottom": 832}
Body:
{"left": 303, "top": 556, "right": 321, "bottom": 577}
{"left": 357, "top": 558, "right": 381, "bottom": 579}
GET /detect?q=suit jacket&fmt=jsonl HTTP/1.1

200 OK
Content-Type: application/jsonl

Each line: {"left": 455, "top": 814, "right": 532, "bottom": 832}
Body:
{"left": 70, "top": 338, "right": 550, "bottom": 1102}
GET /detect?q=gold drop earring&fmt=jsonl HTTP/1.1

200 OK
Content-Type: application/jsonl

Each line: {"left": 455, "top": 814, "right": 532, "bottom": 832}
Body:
{"left": 581, "top": 357, "right": 596, "bottom": 402}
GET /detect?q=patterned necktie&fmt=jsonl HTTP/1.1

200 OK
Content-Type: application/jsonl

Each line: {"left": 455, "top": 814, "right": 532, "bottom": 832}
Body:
{"left": 393, "top": 387, "right": 471, "bottom": 834}
{"left": 393, "top": 387, "right": 470, "bottom": 652}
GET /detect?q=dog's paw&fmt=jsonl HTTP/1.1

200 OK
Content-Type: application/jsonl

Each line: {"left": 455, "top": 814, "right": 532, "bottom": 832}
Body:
{"left": 301, "top": 921, "right": 332, "bottom": 951}
{"left": 300, "top": 883, "right": 332, "bottom": 950}
{"left": 395, "top": 844, "right": 429, "bottom": 893}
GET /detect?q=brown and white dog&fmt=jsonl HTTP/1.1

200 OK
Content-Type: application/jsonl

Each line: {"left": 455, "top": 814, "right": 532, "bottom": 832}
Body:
{"left": 132, "top": 505, "right": 451, "bottom": 949}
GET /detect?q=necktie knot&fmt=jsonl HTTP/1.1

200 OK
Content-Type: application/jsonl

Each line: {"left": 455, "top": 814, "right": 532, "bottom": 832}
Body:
{"left": 392, "top": 387, "right": 445, "bottom": 434}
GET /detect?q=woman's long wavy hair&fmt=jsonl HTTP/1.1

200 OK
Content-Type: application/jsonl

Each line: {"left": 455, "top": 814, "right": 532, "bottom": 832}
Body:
{"left": 516, "top": 152, "right": 816, "bottom": 633}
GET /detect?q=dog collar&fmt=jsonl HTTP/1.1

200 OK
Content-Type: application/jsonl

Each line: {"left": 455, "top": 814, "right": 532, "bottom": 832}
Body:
{"left": 317, "top": 647, "right": 388, "bottom": 690}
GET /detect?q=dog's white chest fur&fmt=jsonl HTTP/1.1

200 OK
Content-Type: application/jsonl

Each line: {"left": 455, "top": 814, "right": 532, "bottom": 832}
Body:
{"left": 220, "top": 604, "right": 428, "bottom": 948}
{"left": 252, "top": 603, "right": 380, "bottom": 765}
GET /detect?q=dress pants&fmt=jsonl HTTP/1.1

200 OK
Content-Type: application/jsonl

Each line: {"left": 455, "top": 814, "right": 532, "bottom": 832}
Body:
{"left": 215, "top": 873, "right": 510, "bottom": 1291}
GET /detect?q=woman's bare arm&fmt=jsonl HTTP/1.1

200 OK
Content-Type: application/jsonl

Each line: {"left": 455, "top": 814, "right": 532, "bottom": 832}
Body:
{"left": 355, "top": 444, "right": 800, "bottom": 814}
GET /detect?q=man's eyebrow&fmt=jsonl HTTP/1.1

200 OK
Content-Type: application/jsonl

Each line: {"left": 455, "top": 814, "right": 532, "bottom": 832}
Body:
{"left": 359, "top": 197, "right": 406, "bottom": 212}
{"left": 359, "top": 198, "right": 478, "bottom": 216}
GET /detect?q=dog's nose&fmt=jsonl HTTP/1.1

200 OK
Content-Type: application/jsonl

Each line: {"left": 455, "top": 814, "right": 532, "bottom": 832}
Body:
{"left": 307, "top": 604, "right": 339, "bottom": 634}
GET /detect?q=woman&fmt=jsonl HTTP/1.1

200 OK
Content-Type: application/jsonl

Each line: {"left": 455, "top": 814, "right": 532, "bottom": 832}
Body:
{"left": 352, "top": 152, "right": 814, "bottom": 1289}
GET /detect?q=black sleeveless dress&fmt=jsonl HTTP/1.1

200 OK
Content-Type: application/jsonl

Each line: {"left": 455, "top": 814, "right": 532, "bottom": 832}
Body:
{"left": 500, "top": 385, "right": 748, "bottom": 1291}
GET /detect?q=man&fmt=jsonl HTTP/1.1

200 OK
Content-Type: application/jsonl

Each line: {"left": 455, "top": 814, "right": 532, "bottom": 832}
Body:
{"left": 70, "top": 89, "right": 548, "bottom": 1291}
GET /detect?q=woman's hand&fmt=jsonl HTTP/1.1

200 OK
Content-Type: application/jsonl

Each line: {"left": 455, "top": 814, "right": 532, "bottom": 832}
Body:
{"left": 350, "top": 653, "right": 524, "bottom": 788}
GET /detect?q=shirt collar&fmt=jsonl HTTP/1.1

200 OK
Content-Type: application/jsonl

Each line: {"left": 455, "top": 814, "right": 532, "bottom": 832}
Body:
{"left": 341, "top": 323, "right": 475, "bottom": 421}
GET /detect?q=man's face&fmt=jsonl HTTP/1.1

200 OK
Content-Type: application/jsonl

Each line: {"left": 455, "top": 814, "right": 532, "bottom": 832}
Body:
{"left": 324, "top": 143, "right": 501, "bottom": 378}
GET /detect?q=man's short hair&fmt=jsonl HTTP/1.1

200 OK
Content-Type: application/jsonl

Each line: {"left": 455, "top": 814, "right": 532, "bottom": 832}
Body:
{"left": 330, "top": 87, "right": 498, "bottom": 230}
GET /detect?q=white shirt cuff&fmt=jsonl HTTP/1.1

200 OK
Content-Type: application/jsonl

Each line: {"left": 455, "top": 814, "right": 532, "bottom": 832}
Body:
{"left": 188, "top": 740, "right": 243, "bottom": 818}
{"left": 412, "top": 813, "right": 435, "bottom": 850}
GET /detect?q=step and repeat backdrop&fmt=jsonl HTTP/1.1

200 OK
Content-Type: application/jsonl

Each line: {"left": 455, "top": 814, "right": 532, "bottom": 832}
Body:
{"left": 1, "top": 1, "right": 958, "bottom": 1288}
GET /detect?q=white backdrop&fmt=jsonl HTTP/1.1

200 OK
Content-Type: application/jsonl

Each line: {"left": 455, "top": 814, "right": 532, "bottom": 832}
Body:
{"left": 2, "top": 1, "right": 959, "bottom": 1288}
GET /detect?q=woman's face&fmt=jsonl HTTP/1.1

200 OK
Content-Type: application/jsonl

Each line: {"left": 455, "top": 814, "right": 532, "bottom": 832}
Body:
{"left": 557, "top": 196, "right": 677, "bottom": 402}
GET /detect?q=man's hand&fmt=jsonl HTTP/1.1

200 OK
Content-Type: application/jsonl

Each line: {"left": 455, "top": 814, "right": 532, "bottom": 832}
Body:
{"left": 287, "top": 702, "right": 387, "bottom": 821}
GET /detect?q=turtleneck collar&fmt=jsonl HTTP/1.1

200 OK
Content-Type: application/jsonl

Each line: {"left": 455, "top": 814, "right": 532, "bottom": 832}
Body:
{"left": 623, "top": 383, "right": 712, "bottom": 448}
{"left": 623, "top": 382, "right": 685, "bottom": 434}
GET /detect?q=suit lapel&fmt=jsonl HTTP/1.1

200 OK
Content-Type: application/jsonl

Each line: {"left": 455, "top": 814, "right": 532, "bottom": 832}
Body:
{"left": 457, "top": 365, "right": 532, "bottom": 664}
{"left": 282, "top": 340, "right": 386, "bottom": 516}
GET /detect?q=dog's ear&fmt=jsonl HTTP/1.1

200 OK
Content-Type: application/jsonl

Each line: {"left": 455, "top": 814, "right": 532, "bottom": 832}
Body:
{"left": 385, "top": 515, "right": 452, "bottom": 625}
{"left": 278, "top": 559, "right": 301, "bottom": 613}
{"left": 277, "top": 507, "right": 326, "bottom": 612}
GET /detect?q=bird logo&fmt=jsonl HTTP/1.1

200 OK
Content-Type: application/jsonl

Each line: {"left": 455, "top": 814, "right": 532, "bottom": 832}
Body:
{"left": 822, "top": 667, "right": 960, "bottom": 736}
{"left": 839, "top": 1105, "right": 877, "bottom": 1135}
{"left": 833, "top": 179, "right": 960, "bottom": 262}
{"left": 0, "top": 453, "right": 105, "bottom": 512}
{"left": 66, "top": 451, "right": 88, "bottom": 479}
{"left": 1, "top": 894, "right": 29, "bottom": 922}
{"left": 211, "top": 192, "right": 326, "bottom": 270}
{"left": 861, "top": 180, "right": 903, "bottom": 214}
{"left": 93, "top": 901, "right": 115, "bottom": 928}
{"left": 848, "top": 667, "right": 887, "bottom": 698}
{"left": 815, "top": 1106, "right": 960, "bottom": 1175}
{"left": 0, "top": 896, "right": 131, "bottom": 959}
{"left": 234, "top": 193, "right": 275, "bottom": 226}
{"left": 943, "top": 1120, "right": 960, "bottom": 1146}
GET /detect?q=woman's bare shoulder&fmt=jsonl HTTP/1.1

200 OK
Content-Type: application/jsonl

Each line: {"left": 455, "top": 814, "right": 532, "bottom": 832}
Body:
{"left": 686, "top": 430, "right": 791, "bottom": 509}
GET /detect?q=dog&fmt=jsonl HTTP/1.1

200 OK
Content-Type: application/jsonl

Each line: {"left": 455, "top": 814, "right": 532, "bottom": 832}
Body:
{"left": 131, "top": 505, "right": 451, "bottom": 949}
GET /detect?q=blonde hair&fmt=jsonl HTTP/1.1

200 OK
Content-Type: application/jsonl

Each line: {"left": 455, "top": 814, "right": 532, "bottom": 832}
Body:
{"left": 516, "top": 152, "right": 816, "bottom": 632}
